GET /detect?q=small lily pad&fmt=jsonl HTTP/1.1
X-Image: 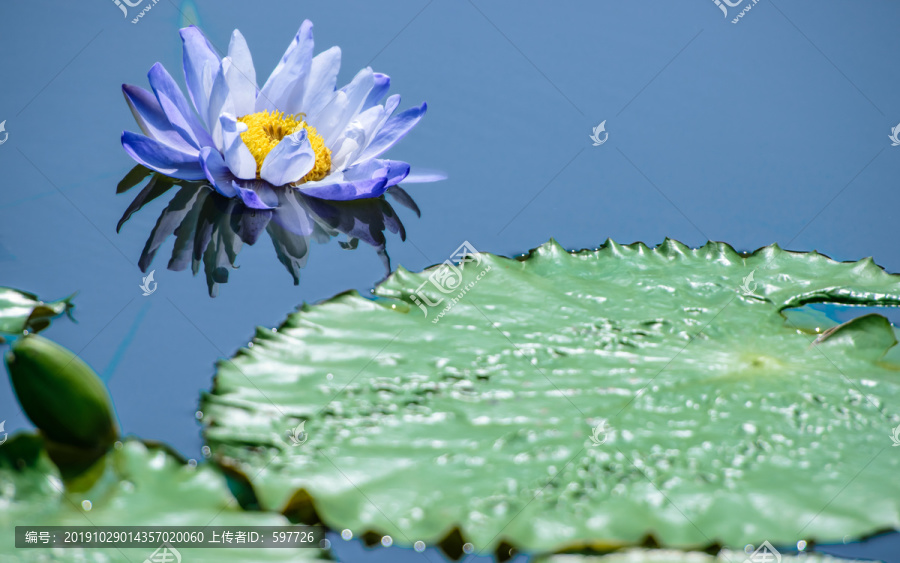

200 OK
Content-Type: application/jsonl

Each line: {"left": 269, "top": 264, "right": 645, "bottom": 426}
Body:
{"left": 811, "top": 313, "right": 897, "bottom": 361}
{"left": 201, "top": 240, "right": 900, "bottom": 555}
{"left": 0, "top": 435, "right": 330, "bottom": 562}
{"left": 0, "top": 287, "right": 74, "bottom": 335}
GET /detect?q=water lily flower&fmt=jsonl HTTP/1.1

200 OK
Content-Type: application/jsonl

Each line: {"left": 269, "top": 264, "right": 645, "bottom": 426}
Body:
{"left": 121, "top": 21, "right": 444, "bottom": 209}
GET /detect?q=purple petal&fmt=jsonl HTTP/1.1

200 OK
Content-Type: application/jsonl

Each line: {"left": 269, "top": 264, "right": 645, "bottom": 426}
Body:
{"left": 259, "top": 129, "right": 315, "bottom": 186}
{"left": 234, "top": 180, "right": 277, "bottom": 209}
{"left": 122, "top": 84, "right": 198, "bottom": 154}
{"left": 200, "top": 148, "right": 276, "bottom": 209}
{"left": 122, "top": 131, "right": 206, "bottom": 180}
{"left": 180, "top": 26, "right": 221, "bottom": 127}
{"left": 402, "top": 168, "right": 447, "bottom": 183}
{"left": 358, "top": 102, "right": 426, "bottom": 162}
{"left": 362, "top": 73, "right": 390, "bottom": 110}
{"left": 298, "top": 159, "right": 409, "bottom": 201}
{"left": 199, "top": 147, "right": 238, "bottom": 198}
{"left": 378, "top": 160, "right": 411, "bottom": 188}
{"left": 148, "top": 63, "right": 214, "bottom": 149}
{"left": 300, "top": 176, "right": 387, "bottom": 201}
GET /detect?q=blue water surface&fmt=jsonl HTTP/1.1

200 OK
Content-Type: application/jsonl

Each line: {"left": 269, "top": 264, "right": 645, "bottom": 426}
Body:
{"left": 1, "top": 1, "right": 900, "bottom": 561}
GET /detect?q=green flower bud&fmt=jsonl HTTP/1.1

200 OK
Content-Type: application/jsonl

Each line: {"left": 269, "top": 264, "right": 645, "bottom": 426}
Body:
{"left": 5, "top": 334, "right": 118, "bottom": 451}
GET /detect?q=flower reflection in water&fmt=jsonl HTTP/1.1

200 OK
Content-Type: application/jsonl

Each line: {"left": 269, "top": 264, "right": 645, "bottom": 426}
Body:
{"left": 116, "top": 165, "right": 419, "bottom": 296}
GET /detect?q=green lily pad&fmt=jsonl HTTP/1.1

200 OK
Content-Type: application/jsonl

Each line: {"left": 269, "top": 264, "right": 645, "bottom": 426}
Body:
{"left": 0, "top": 287, "right": 74, "bottom": 335}
{"left": 200, "top": 239, "right": 900, "bottom": 555}
{"left": 0, "top": 434, "right": 330, "bottom": 562}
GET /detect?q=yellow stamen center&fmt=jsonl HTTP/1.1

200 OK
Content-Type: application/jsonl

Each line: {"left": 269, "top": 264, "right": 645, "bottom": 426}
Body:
{"left": 237, "top": 110, "right": 331, "bottom": 184}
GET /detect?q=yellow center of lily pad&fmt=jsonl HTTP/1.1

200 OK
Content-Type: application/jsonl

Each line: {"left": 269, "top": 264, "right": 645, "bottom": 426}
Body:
{"left": 237, "top": 110, "right": 331, "bottom": 184}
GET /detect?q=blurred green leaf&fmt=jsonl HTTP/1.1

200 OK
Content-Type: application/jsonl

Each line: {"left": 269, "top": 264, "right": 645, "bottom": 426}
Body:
{"left": 0, "top": 287, "right": 74, "bottom": 335}
{"left": 0, "top": 435, "right": 332, "bottom": 562}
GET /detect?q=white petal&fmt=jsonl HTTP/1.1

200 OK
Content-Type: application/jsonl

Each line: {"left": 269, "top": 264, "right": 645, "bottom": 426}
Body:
{"left": 328, "top": 135, "right": 361, "bottom": 172}
{"left": 257, "top": 21, "right": 314, "bottom": 113}
{"left": 260, "top": 130, "right": 316, "bottom": 186}
{"left": 311, "top": 67, "right": 375, "bottom": 147}
{"left": 356, "top": 94, "right": 401, "bottom": 158}
{"left": 219, "top": 113, "right": 257, "bottom": 180}
{"left": 208, "top": 58, "right": 236, "bottom": 150}
{"left": 299, "top": 46, "right": 341, "bottom": 118}
{"left": 226, "top": 30, "right": 257, "bottom": 117}
{"left": 330, "top": 105, "right": 384, "bottom": 170}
